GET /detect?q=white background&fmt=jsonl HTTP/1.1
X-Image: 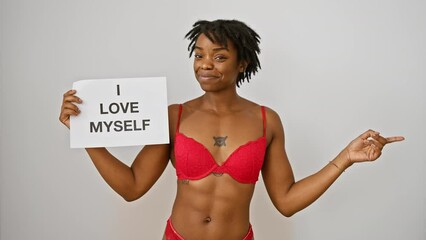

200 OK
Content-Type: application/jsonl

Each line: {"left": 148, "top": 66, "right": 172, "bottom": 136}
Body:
{"left": 1, "top": 0, "right": 424, "bottom": 239}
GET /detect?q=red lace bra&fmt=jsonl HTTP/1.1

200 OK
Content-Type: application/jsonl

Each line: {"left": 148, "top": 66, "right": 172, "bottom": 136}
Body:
{"left": 174, "top": 104, "right": 267, "bottom": 184}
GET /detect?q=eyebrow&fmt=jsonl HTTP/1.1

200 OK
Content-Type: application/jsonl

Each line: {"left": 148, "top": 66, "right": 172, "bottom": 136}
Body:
{"left": 194, "top": 46, "right": 229, "bottom": 52}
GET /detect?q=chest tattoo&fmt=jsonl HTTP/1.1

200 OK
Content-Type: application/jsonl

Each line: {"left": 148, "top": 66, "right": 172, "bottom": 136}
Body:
{"left": 213, "top": 136, "right": 228, "bottom": 147}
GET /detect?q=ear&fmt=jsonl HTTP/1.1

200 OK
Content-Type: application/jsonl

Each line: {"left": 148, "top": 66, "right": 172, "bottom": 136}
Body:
{"left": 239, "top": 61, "right": 248, "bottom": 73}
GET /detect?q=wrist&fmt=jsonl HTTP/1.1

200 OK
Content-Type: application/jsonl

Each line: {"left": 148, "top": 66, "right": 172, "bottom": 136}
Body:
{"left": 332, "top": 149, "right": 353, "bottom": 170}
{"left": 345, "top": 148, "right": 353, "bottom": 166}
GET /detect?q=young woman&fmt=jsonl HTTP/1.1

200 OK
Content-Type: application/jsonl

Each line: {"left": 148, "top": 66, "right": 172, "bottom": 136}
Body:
{"left": 59, "top": 19, "right": 404, "bottom": 240}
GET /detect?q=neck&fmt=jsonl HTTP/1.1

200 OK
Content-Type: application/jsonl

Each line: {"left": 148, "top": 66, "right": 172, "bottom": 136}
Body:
{"left": 200, "top": 88, "right": 242, "bottom": 112}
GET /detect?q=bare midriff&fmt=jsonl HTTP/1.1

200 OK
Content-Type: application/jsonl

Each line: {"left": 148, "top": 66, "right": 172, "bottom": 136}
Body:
{"left": 170, "top": 174, "right": 255, "bottom": 240}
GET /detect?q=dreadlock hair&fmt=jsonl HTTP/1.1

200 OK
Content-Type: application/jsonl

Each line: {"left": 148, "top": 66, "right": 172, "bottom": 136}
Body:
{"left": 185, "top": 19, "right": 261, "bottom": 87}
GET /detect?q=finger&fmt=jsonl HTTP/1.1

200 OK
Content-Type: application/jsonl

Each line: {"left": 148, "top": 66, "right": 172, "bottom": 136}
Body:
{"left": 60, "top": 108, "right": 80, "bottom": 119}
{"left": 59, "top": 108, "right": 79, "bottom": 121}
{"left": 63, "top": 89, "right": 77, "bottom": 97}
{"left": 385, "top": 136, "right": 405, "bottom": 143}
{"left": 61, "top": 102, "right": 80, "bottom": 113}
{"left": 358, "top": 129, "right": 379, "bottom": 140}
{"left": 367, "top": 144, "right": 380, "bottom": 161}
{"left": 60, "top": 103, "right": 80, "bottom": 120}
{"left": 59, "top": 109, "right": 78, "bottom": 125}
{"left": 63, "top": 89, "right": 77, "bottom": 99}
{"left": 62, "top": 89, "right": 83, "bottom": 103}
{"left": 368, "top": 137, "right": 385, "bottom": 150}
{"left": 371, "top": 134, "right": 388, "bottom": 146}
{"left": 366, "top": 145, "right": 374, "bottom": 161}
{"left": 63, "top": 95, "right": 82, "bottom": 104}
{"left": 363, "top": 138, "right": 377, "bottom": 147}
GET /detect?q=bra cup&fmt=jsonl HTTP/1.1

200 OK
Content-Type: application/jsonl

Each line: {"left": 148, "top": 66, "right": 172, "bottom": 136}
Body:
{"left": 223, "top": 138, "right": 266, "bottom": 183}
{"left": 175, "top": 133, "right": 266, "bottom": 184}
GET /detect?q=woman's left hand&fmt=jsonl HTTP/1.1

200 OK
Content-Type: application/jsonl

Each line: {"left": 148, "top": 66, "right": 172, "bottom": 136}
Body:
{"left": 345, "top": 129, "right": 405, "bottom": 164}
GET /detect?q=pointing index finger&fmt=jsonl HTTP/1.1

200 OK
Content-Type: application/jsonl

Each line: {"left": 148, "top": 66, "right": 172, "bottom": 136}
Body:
{"left": 385, "top": 136, "right": 405, "bottom": 143}
{"left": 371, "top": 133, "right": 388, "bottom": 145}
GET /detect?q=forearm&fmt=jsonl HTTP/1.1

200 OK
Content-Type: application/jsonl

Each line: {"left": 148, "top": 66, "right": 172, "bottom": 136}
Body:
{"left": 279, "top": 150, "right": 352, "bottom": 216}
{"left": 85, "top": 147, "right": 137, "bottom": 200}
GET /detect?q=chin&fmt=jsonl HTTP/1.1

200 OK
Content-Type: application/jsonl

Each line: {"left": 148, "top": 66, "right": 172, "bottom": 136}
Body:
{"left": 198, "top": 83, "right": 216, "bottom": 92}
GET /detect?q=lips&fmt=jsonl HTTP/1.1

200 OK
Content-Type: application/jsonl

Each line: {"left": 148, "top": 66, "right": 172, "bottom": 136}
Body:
{"left": 198, "top": 75, "right": 219, "bottom": 81}
{"left": 197, "top": 72, "right": 221, "bottom": 81}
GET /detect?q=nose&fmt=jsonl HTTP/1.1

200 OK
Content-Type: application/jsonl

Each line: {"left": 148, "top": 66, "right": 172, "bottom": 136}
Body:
{"left": 201, "top": 58, "right": 214, "bottom": 70}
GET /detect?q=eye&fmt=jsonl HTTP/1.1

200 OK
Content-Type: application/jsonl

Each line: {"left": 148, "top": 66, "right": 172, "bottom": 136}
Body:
{"left": 194, "top": 54, "right": 203, "bottom": 59}
{"left": 214, "top": 55, "right": 227, "bottom": 61}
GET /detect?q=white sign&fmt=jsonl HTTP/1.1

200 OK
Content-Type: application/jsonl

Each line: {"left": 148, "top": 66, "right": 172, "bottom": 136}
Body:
{"left": 70, "top": 77, "right": 169, "bottom": 148}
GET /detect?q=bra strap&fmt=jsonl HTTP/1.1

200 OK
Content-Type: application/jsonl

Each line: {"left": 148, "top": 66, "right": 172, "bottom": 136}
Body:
{"left": 261, "top": 106, "right": 267, "bottom": 137}
{"left": 176, "top": 104, "right": 183, "bottom": 133}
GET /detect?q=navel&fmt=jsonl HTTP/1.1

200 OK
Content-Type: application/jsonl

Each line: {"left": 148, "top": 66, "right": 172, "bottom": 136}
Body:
{"left": 203, "top": 216, "right": 212, "bottom": 223}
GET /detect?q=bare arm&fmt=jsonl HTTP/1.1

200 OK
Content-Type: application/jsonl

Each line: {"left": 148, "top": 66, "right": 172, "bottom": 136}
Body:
{"left": 84, "top": 144, "right": 169, "bottom": 201}
{"left": 59, "top": 90, "right": 177, "bottom": 201}
{"left": 261, "top": 108, "right": 404, "bottom": 217}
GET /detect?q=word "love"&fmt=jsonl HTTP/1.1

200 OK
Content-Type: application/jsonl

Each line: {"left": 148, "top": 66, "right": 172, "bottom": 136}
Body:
{"left": 100, "top": 102, "right": 139, "bottom": 114}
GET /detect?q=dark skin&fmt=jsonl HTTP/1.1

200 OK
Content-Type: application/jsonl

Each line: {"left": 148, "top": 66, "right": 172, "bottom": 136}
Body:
{"left": 60, "top": 33, "right": 404, "bottom": 240}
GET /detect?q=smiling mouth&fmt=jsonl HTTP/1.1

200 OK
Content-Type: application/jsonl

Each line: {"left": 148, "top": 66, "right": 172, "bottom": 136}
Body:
{"left": 198, "top": 75, "right": 220, "bottom": 81}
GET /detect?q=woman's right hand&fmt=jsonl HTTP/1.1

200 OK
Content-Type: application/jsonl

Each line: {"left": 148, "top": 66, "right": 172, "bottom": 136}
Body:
{"left": 59, "top": 89, "right": 82, "bottom": 129}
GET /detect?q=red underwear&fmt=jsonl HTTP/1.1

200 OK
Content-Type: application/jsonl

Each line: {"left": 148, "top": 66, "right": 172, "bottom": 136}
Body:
{"left": 164, "top": 218, "right": 254, "bottom": 240}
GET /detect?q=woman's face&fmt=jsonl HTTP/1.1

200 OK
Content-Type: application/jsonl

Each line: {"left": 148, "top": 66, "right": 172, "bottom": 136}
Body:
{"left": 193, "top": 33, "right": 245, "bottom": 92}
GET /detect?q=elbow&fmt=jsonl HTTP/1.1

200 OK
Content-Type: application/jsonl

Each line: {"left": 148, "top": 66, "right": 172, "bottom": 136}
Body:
{"left": 274, "top": 193, "right": 306, "bottom": 217}
{"left": 123, "top": 195, "right": 138, "bottom": 202}
{"left": 276, "top": 199, "right": 298, "bottom": 217}
{"left": 121, "top": 189, "right": 146, "bottom": 202}
{"left": 279, "top": 208, "right": 297, "bottom": 218}
{"left": 283, "top": 211, "right": 296, "bottom": 218}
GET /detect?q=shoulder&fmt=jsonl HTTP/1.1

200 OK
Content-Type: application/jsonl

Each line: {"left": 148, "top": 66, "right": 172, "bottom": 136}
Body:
{"left": 168, "top": 104, "right": 181, "bottom": 123}
{"left": 167, "top": 104, "right": 181, "bottom": 137}
{"left": 168, "top": 104, "right": 180, "bottom": 115}
{"left": 261, "top": 106, "right": 283, "bottom": 125}
{"left": 261, "top": 106, "right": 285, "bottom": 140}
{"left": 239, "top": 99, "right": 283, "bottom": 127}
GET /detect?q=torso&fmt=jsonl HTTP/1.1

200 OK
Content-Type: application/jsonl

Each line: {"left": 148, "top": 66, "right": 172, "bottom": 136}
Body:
{"left": 168, "top": 97, "right": 268, "bottom": 240}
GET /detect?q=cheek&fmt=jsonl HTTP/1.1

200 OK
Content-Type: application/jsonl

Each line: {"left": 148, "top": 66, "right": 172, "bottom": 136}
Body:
{"left": 193, "top": 59, "right": 203, "bottom": 69}
{"left": 193, "top": 61, "right": 198, "bottom": 72}
{"left": 222, "top": 63, "right": 240, "bottom": 75}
